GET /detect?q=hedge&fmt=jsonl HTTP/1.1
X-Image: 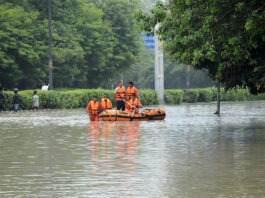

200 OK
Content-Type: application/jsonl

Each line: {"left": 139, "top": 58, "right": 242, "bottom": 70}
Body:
{"left": 164, "top": 87, "right": 265, "bottom": 105}
{"left": 1, "top": 88, "right": 265, "bottom": 111}
{"left": 0, "top": 89, "right": 159, "bottom": 111}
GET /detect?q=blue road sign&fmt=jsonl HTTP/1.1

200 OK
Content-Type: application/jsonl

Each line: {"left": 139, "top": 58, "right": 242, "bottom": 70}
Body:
{"left": 141, "top": 33, "right": 155, "bottom": 50}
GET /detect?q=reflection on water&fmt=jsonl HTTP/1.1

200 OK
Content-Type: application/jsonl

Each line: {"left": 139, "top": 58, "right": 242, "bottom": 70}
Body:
{"left": 0, "top": 101, "right": 265, "bottom": 197}
{"left": 88, "top": 122, "right": 141, "bottom": 197}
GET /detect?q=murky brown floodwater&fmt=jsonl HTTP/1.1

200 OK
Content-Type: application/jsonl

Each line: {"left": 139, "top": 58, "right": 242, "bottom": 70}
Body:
{"left": 0, "top": 101, "right": 265, "bottom": 198}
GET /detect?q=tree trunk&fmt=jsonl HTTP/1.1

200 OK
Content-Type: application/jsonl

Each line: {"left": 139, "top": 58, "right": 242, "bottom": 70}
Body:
{"left": 215, "top": 81, "right": 220, "bottom": 115}
{"left": 186, "top": 65, "right": 190, "bottom": 89}
{"left": 48, "top": 0, "right": 53, "bottom": 90}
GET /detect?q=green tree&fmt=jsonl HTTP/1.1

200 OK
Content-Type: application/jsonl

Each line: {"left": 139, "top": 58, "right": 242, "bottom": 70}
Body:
{"left": 94, "top": 0, "right": 141, "bottom": 85}
{"left": 0, "top": 0, "right": 142, "bottom": 89}
{"left": 136, "top": 0, "right": 265, "bottom": 94}
{"left": 121, "top": 48, "right": 213, "bottom": 89}
{"left": 0, "top": 3, "right": 47, "bottom": 89}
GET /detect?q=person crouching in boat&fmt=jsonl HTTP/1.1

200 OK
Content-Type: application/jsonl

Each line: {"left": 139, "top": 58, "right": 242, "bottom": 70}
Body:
{"left": 126, "top": 93, "right": 142, "bottom": 114}
{"left": 101, "top": 93, "right": 112, "bottom": 110}
{"left": 86, "top": 96, "right": 102, "bottom": 121}
{"left": 126, "top": 81, "right": 138, "bottom": 101}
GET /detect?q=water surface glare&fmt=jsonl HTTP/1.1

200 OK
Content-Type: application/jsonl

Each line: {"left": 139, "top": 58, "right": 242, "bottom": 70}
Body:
{"left": 0, "top": 101, "right": 265, "bottom": 198}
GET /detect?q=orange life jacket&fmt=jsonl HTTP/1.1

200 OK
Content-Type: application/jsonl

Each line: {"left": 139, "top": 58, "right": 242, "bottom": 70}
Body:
{"left": 126, "top": 87, "right": 138, "bottom": 100}
{"left": 87, "top": 101, "right": 100, "bottom": 115}
{"left": 101, "top": 98, "right": 112, "bottom": 110}
{"left": 127, "top": 98, "right": 142, "bottom": 111}
{"left": 115, "top": 86, "right": 126, "bottom": 100}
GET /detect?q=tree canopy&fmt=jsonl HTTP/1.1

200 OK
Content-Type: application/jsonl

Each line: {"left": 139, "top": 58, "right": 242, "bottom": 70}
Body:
{"left": 136, "top": 0, "right": 265, "bottom": 94}
{"left": 0, "top": 0, "right": 141, "bottom": 89}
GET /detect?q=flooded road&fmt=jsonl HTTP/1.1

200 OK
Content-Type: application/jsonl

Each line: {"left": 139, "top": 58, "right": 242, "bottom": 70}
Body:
{"left": 0, "top": 101, "right": 265, "bottom": 198}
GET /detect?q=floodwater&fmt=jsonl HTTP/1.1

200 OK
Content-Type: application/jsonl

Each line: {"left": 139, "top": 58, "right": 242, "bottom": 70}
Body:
{"left": 0, "top": 101, "right": 265, "bottom": 198}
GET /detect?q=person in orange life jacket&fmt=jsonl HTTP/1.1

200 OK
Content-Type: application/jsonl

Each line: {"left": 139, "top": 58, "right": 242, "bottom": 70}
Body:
{"left": 101, "top": 93, "right": 112, "bottom": 110}
{"left": 126, "top": 81, "right": 138, "bottom": 101}
{"left": 86, "top": 96, "right": 102, "bottom": 121}
{"left": 126, "top": 93, "right": 142, "bottom": 114}
{"left": 114, "top": 80, "right": 126, "bottom": 111}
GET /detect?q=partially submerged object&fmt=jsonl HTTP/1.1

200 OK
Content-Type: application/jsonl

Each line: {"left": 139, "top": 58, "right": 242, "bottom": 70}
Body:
{"left": 99, "top": 109, "right": 166, "bottom": 121}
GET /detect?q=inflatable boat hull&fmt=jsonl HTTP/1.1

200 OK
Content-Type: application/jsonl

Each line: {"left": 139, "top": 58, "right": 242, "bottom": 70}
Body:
{"left": 99, "top": 109, "right": 166, "bottom": 121}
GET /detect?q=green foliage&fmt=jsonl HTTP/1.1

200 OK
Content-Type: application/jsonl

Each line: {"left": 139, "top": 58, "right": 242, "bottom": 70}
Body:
{"left": 165, "top": 87, "right": 265, "bottom": 104}
{"left": 121, "top": 49, "right": 214, "bottom": 89}
{"left": 164, "top": 90, "right": 183, "bottom": 104}
{"left": 0, "top": 3, "right": 47, "bottom": 89}
{"left": 197, "top": 88, "right": 214, "bottom": 102}
{"left": 138, "top": 89, "right": 160, "bottom": 105}
{"left": 0, "top": 0, "right": 141, "bottom": 89}
{"left": 1, "top": 89, "right": 159, "bottom": 110}
{"left": 2, "top": 88, "right": 265, "bottom": 110}
{"left": 221, "top": 88, "right": 248, "bottom": 101}
{"left": 183, "top": 89, "right": 199, "bottom": 103}
{"left": 137, "top": 0, "right": 265, "bottom": 94}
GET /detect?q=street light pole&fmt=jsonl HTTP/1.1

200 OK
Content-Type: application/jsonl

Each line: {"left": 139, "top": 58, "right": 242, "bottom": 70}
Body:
{"left": 154, "top": 23, "right": 165, "bottom": 104}
{"left": 48, "top": 0, "right": 53, "bottom": 90}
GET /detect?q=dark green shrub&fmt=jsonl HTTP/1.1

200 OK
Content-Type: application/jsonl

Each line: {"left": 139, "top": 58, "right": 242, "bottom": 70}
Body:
{"left": 138, "top": 89, "right": 159, "bottom": 105}
{"left": 183, "top": 89, "right": 199, "bottom": 103}
{"left": 164, "top": 90, "right": 184, "bottom": 104}
{"left": 1, "top": 89, "right": 159, "bottom": 110}
{"left": 197, "top": 88, "right": 214, "bottom": 102}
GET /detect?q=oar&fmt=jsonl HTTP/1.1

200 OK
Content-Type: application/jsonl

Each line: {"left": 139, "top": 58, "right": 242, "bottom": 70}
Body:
{"left": 122, "top": 100, "right": 138, "bottom": 120}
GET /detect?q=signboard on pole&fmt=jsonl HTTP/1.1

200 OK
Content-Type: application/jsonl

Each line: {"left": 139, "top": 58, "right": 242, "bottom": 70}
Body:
{"left": 141, "top": 33, "right": 155, "bottom": 50}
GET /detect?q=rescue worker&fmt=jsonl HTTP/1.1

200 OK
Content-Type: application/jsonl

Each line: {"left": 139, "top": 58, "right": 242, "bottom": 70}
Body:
{"left": 86, "top": 96, "right": 102, "bottom": 121}
{"left": 114, "top": 80, "right": 126, "bottom": 111}
{"left": 126, "top": 93, "right": 142, "bottom": 114}
{"left": 126, "top": 81, "right": 138, "bottom": 101}
{"left": 101, "top": 93, "right": 112, "bottom": 110}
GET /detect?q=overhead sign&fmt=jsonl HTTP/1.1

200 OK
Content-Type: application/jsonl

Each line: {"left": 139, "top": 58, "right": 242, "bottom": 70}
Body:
{"left": 141, "top": 33, "right": 155, "bottom": 50}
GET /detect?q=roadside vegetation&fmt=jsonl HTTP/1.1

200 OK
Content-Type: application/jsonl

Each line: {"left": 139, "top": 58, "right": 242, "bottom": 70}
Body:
{"left": 1, "top": 88, "right": 265, "bottom": 111}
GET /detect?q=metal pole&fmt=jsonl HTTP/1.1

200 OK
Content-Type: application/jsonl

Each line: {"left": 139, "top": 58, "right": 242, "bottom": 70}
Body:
{"left": 48, "top": 0, "right": 53, "bottom": 90}
{"left": 154, "top": 24, "right": 165, "bottom": 103}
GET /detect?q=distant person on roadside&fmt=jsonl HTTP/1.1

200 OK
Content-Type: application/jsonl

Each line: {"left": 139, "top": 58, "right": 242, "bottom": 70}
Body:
{"left": 86, "top": 96, "right": 102, "bottom": 121}
{"left": 0, "top": 86, "right": 5, "bottom": 112}
{"left": 126, "top": 81, "right": 138, "bottom": 101}
{"left": 32, "top": 90, "right": 39, "bottom": 112}
{"left": 114, "top": 80, "right": 126, "bottom": 111}
{"left": 101, "top": 93, "right": 112, "bottom": 110}
{"left": 41, "top": 83, "right": 49, "bottom": 91}
{"left": 12, "top": 88, "right": 21, "bottom": 112}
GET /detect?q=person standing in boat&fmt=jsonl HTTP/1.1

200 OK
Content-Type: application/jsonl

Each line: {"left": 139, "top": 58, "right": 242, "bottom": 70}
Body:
{"left": 86, "top": 96, "right": 102, "bottom": 121}
{"left": 101, "top": 93, "right": 112, "bottom": 110}
{"left": 114, "top": 80, "right": 126, "bottom": 111}
{"left": 126, "top": 81, "right": 138, "bottom": 101}
{"left": 126, "top": 93, "right": 142, "bottom": 114}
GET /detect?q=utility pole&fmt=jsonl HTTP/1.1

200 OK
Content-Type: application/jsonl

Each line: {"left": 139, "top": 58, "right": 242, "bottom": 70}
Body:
{"left": 48, "top": 0, "right": 53, "bottom": 89}
{"left": 154, "top": 23, "right": 165, "bottom": 103}
{"left": 154, "top": 0, "right": 169, "bottom": 104}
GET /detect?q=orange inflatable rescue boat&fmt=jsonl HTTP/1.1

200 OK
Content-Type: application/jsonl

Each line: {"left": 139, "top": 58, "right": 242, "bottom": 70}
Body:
{"left": 99, "top": 109, "right": 166, "bottom": 121}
